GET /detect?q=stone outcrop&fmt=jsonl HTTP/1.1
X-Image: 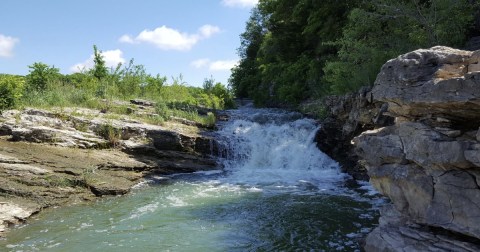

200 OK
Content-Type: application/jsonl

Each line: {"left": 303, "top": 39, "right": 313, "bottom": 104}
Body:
{"left": 311, "top": 87, "right": 393, "bottom": 180}
{"left": 353, "top": 46, "right": 480, "bottom": 251}
{"left": 0, "top": 106, "right": 219, "bottom": 237}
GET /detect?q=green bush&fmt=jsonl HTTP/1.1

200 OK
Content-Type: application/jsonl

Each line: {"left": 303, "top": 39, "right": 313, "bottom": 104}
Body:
{"left": 97, "top": 123, "right": 122, "bottom": 147}
{"left": 0, "top": 75, "right": 24, "bottom": 110}
{"left": 155, "top": 100, "right": 170, "bottom": 120}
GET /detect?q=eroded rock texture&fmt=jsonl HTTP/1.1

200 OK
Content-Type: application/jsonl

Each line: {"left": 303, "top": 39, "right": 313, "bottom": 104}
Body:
{"left": 353, "top": 47, "right": 480, "bottom": 251}
{"left": 0, "top": 106, "right": 218, "bottom": 237}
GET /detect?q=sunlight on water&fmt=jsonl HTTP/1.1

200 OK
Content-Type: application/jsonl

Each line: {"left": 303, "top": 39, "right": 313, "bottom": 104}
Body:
{"left": 0, "top": 108, "right": 384, "bottom": 251}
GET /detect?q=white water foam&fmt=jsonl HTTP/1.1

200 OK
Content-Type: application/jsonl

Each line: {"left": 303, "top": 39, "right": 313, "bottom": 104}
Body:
{"left": 124, "top": 202, "right": 160, "bottom": 220}
{"left": 216, "top": 109, "right": 347, "bottom": 189}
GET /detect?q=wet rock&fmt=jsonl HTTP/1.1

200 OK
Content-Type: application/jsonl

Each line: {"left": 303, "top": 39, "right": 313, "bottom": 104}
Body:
{"left": 195, "top": 136, "right": 218, "bottom": 156}
{"left": 365, "top": 206, "right": 480, "bottom": 252}
{"left": 0, "top": 202, "right": 40, "bottom": 237}
{"left": 465, "top": 144, "right": 480, "bottom": 166}
{"left": 148, "top": 130, "right": 189, "bottom": 152}
{"left": 85, "top": 171, "right": 134, "bottom": 196}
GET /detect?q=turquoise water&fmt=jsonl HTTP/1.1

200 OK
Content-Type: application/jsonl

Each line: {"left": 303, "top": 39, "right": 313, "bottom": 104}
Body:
{"left": 0, "top": 108, "right": 383, "bottom": 251}
{"left": 0, "top": 174, "right": 381, "bottom": 251}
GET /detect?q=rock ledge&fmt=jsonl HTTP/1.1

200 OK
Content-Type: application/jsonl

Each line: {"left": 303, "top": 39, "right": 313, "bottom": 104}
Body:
{"left": 354, "top": 47, "right": 480, "bottom": 251}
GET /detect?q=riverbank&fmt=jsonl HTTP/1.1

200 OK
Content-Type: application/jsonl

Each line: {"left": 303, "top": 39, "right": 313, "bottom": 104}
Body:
{"left": 0, "top": 102, "right": 218, "bottom": 237}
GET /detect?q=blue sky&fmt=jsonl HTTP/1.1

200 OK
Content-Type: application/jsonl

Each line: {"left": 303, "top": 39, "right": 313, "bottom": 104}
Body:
{"left": 0, "top": 0, "right": 257, "bottom": 87}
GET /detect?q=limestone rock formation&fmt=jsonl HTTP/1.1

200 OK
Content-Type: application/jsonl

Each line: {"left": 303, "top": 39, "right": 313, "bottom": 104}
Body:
{"left": 0, "top": 106, "right": 219, "bottom": 237}
{"left": 372, "top": 46, "right": 480, "bottom": 124}
{"left": 353, "top": 46, "right": 480, "bottom": 251}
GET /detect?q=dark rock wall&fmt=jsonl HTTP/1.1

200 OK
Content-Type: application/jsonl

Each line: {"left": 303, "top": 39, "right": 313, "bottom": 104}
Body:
{"left": 315, "top": 87, "right": 393, "bottom": 180}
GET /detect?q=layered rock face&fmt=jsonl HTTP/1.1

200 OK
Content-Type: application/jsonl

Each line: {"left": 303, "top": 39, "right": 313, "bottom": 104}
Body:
{"left": 314, "top": 88, "right": 394, "bottom": 180}
{"left": 0, "top": 106, "right": 218, "bottom": 237}
{"left": 354, "top": 46, "right": 480, "bottom": 251}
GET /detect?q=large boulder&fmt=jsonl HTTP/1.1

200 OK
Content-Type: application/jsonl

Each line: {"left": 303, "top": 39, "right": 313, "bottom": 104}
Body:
{"left": 372, "top": 46, "right": 480, "bottom": 125}
{"left": 353, "top": 47, "right": 480, "bottom": 251}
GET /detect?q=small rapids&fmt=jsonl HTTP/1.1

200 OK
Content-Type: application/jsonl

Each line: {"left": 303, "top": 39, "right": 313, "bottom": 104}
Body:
{"left": 0, "top": 107, "right": 384, "bottom": 252}
{"left": 216, "top": 108, "right": 345, "bottom": 189}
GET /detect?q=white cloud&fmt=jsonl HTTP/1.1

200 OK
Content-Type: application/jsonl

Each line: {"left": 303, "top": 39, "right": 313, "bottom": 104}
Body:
{"left": 191, "top": 58, "right": 238, "bottom": 71}
{"left": 209, "top": 60, "right": 238, "bottom": 71}
{"left": 70, "top": 49, "right": 126, "bottom": 72}
{"left": 221, "top": 0, "right": 258, "bottom": 8}
{"left": 0, "top": 34, "right": 19, "bottom": 58}
{"left": 199, "top": 25, "right": 220, "bottom": 38}
{"left": 191, "top": 58, "right": 211, "bottom": 68}
{"left": 119, "top": 34, "right": 134, "bottom": 44}
{"left": 119, "top": 25, "right": 221, "bottom": 51}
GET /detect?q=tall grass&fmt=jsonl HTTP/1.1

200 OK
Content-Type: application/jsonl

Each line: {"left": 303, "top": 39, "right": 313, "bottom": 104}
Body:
{"left": 2, "top": 58, "right": 234, "bottom": 129}
{"left": 13, "top": 75, "right": 221, "bottom": 128}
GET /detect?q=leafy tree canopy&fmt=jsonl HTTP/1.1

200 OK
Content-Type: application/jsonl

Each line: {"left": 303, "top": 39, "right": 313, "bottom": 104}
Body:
{"left": 229, "top": 0, "right": 478, "bottom": 107}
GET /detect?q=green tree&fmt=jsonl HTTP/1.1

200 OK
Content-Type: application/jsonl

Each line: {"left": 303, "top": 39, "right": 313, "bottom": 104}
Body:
{"left": 25, "top": 62, "right": 61, "bottom": 91}
{"left": 229, "top": 7, "right": 265, "bottom": 99}
{"left": 229, "top": 0, "right": 476, "bottom": 107}
{"left": 324, "top": 0, "right": 476, "bottom": 94}
{"left": 211, "top": 82, "right": 235, "bottom": 109}
{"left": 92, "top": 45, "right": 108, "bottom": 80}
{"left": 144, "top": 74, "right": 166, "bottom": 98}
{"left": 115, "top": 59, "right": 146, "bottom": 98}
{"left": 230, "top": 0, "right": 358, "bottom": 105}
{"left": 202, "top": 76, "right": 214, "bottom": 94}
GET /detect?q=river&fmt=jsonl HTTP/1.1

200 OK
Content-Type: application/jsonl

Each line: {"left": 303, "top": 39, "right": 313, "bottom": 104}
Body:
{"left": 0, "top": 107, "right": 384, "bottom": 251}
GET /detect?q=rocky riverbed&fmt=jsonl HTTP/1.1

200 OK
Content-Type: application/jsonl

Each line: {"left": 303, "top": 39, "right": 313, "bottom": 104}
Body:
{"left": 0, "top": 103, "right": 218, "bottom": 237}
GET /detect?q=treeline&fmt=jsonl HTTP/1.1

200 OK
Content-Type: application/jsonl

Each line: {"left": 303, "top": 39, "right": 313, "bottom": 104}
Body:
{"left": 229, "top": 0, "right": 478, "bottom": 106}
{"left": 0, "top": 46, "right": 235, "bottom": 112}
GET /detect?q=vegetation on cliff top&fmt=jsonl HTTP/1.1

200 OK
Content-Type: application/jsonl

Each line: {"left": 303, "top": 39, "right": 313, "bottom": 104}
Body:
{"left": 229, "top": 0, "right": 478, "bottom": 107}
{"left": 0, "top": 46, "right": 235, "bottom": 127}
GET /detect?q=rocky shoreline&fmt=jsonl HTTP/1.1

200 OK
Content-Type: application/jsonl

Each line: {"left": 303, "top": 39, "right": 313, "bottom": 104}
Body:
{"left": 320, "top": 46, "right": 480, "bottom": 251}
{"left": 0, "top": 104, "right": 218, "bottom": 237}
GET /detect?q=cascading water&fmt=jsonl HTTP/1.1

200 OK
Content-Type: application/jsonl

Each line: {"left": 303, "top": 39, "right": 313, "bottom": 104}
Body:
{"left": 216, "top": 108, "right": 345, "bottom": 188}
{"left": 0, "top": 107, "right": 383, "bottom": 252}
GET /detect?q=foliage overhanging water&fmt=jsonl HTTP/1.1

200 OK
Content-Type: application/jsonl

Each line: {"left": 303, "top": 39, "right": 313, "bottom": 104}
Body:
{"left": 0, "top": 107, "right": 384, "bottom": 251}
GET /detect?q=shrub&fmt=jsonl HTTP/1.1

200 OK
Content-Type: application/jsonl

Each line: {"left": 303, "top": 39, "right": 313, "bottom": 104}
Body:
{"left": 97, "top": 123, "right": 122, "bottom": 147}
{"left": 155, "top": 100, "right": 170, "bottom": 120}
{"left": 0, "top": 75, "right": 24, "bottom": 110}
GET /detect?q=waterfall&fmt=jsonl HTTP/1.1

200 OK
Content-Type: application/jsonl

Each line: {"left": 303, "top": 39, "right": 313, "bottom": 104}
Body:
{"left": 216, "top": 108, "right": 347, "bottom": 188}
